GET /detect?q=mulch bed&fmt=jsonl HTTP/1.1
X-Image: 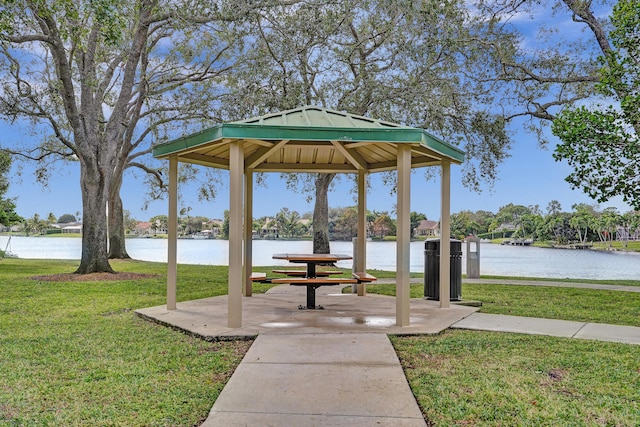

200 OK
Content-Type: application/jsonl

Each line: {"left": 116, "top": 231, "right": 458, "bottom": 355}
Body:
{"left": 31, "top": 272, "right": 160, "bottom": 282}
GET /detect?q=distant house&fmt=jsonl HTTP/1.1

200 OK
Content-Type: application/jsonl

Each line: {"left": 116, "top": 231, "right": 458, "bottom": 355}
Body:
{"left": 60, "top": 222, "right": 82, "bottom": 234}
{"left": 260, "top": 218, "right": 279, "bottom": 237}
{"left": 204, "top": 219, "right": 223, "bottom": 237}
{"left": 617, "top": 226, "right": 640, "bottom": 241}
{"left": 491, "top": 222, "right": 518, "bottom": 239}
{"left": 495, "top": 222, "right": 516, "bottom": 232}
{"left": 414, "top": 219, "right": 439, "bottom": 238}
{"left": 134, "top": 221, "right": 152, "bottom": 236}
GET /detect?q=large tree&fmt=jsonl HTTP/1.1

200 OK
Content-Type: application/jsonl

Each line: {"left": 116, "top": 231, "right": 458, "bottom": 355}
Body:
{"left": 224, "top": 0, "right": 511, "bottom": 253}
{"left": 476, "top": 1, "right": 637, "bottom": 205}
{"left": 0, "top": 0, "right": 242, "bottom": 272}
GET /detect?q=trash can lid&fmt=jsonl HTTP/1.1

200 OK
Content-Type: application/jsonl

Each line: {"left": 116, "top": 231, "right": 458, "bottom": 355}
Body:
{"left": 425, "top": 238, "right": 462, "bottom": 248}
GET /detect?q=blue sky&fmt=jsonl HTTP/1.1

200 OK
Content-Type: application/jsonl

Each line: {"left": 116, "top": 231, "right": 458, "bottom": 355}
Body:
{"left": 4, "top": 2, "right": 629, "bottom": 222}
{"left": 4, "top": 123, "right": 631, "bottom": 223}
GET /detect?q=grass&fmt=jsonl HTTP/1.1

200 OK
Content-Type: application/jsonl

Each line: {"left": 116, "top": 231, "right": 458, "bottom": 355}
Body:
{"left": 1, "top": 258, "right": 639, "bottom": 426}
{"left": 391, "top": 330, "right": 640, "bottom": 426}
{"left": 463, "top": 283, "right": 640, "bottom": 326}
{"left": 364, "top": 280, "right": 640, "bottom": 327}
{"left": 593, "top": 240, "right": 640, "bottom": 252}
{"left": 0, "top": 258, "right": 252, "bottom": 426}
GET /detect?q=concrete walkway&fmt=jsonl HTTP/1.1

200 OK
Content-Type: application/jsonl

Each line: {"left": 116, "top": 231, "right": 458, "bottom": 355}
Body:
{"left": 202, "top": 333, "right": 427, "bottom": 426}
{"left": 377, "top": 277, "right": 640, "bottom": 293}
{"left": 462, "top": 277, "right": 640, "bottom": 293}
{"left": 451, "top": 313, "right": 640, "bottom": 344}
{"left": 135, "top": 279, "right": 640, "bottom": 426}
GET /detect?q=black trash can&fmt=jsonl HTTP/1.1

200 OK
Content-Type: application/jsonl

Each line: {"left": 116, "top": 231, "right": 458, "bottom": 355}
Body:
{"left": 424, "top": 239, "right": 462, "bottom": 301}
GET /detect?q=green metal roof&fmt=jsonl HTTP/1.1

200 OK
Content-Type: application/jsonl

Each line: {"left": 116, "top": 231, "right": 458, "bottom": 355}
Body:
{"left": 233, "top": 105, "right": 409, "bottom": 128}
{"left": 153, "top": 105, "right": 464, "bottom": 173}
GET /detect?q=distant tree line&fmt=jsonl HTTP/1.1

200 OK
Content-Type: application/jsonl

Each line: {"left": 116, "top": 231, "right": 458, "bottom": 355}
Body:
{"left": 11, "top": 201, "right": 639, "bottom": 250}
{"left": 451, "top": 201, "right": 640, "bottom": 248}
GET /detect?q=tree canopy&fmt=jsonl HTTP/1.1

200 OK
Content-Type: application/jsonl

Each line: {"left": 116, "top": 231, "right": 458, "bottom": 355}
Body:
{"left": 221, "top": 0, "right": 514, "bottom": 252}
{"left": 0, "top": 0, "right": 632, "bottom": 270}
{"left": 0, "top": 150, "right": 22, "bottom": 226}
{"left": 552, "top": 0, "right": 640, "bottom": 209}
{"left": 0, "top": 0, "right": 243, "bottom": 272}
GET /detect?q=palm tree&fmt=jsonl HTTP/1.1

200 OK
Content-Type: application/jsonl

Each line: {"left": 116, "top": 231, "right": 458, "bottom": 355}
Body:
{"left": 275, "top": 208, "right": 303, "bottom": 238}
{"left": 25, "top": 214, "right": 46, "bottom": 236}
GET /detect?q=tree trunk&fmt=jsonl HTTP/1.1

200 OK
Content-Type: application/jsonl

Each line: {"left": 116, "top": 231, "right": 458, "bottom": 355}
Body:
{"left": 312, "top": 173, "right": 335, "bottom": 254}
{"left": 108, "top": 194, "right": 130, "bottom": 259}
{"left": 108, "top": 174, "right": 130, "bottom": 259}
{"left": 76, "top": 161, "right": 114, "bottom": 274}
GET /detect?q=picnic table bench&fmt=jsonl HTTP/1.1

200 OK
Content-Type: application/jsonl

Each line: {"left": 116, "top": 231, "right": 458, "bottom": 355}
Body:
{"left": 271, "top": 277, "right": 358, "bottom": 309}
{"left": 352, "top": 272, "right": 377, "bottom": 283}
{"left": 249, "top": 272, "right": 270, "bottom": 283}
{"left": 270, "top": 253, "right": 377, "bottom": 309}
{"left": 272, "top": 269, "right": 343, "bottom": 277}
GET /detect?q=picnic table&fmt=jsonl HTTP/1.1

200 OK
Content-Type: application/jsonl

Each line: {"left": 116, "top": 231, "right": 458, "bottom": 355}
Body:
{"left": 271, "top": 253, "right": 355, "bottom": 309}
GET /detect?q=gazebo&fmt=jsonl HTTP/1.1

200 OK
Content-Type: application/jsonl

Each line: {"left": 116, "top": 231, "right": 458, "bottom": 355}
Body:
{"left": 152, "top": 106, "right": 464, "bottom": 328}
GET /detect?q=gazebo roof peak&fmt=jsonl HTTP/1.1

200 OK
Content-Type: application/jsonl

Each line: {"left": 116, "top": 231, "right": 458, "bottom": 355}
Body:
{"left": 233, "top": 105, "right": 411, "bottom": 130}
{"left": 153, "top": 105, "right": 464, "bottom": 173}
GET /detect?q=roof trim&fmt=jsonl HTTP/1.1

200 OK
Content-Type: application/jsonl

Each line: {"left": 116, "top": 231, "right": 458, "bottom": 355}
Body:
{"left": 153, "top": 123, "right": 464, "bottom": 163}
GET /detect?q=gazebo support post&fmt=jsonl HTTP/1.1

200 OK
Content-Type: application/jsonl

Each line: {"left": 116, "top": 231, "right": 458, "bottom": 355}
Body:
{"left": 228, "top": 141, "right": 244, "bottom": 328}
{"left": 356, "top": 169, "right": 367, "bottom": 296}
{"left": 396, "top": 144, "right": 411, "bottom": 326}
{"left": 439, "top": 161, "right": 451, "bottom": 307}
{"left": 243, "top": 169, "right": 253, "bottom": 297}
{"left": 167, "top": 156, "right": 178, "bottom": 310}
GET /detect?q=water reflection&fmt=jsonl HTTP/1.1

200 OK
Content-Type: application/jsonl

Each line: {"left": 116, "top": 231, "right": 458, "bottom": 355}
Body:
{"left": 260, "top": 321, "right": 305, "bottom": 329}
{"left": 323, "top": 316, "right": 397, "bottom": 327}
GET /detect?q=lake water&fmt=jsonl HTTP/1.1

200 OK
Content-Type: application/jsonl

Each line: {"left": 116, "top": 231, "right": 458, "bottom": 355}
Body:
{"left": 2, "top": 235, "right": 639, "bottom": 280}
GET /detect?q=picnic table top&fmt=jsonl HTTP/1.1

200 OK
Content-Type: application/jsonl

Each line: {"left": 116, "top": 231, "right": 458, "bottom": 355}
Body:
{"left": 272, "top": 269, "right": 342, "bottom": 276}
{"left": 272, "top": 253, "right": 352, "bottom": 263}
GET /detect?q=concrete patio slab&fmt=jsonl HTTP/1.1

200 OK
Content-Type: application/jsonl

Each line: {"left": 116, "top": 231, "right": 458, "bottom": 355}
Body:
{"left": 135, "top": 284, "right": 480, "bottom": 339}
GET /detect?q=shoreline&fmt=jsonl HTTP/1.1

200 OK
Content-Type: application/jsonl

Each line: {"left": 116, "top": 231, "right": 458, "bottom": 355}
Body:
{"left": 4, "top": 232, "right": 639, "bottom": 254}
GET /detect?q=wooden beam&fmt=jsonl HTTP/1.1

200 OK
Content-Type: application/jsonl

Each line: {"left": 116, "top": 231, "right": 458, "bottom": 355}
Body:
{"left": 245, "top": 139, "right": 290, "bottom": 170}
{"left": 180, "top": 152, "right": 230, "bottom": 169}
{"left": 244, "top": 138, "right": 272, "bottom": 147}
{"left": 344, "top": 141, "right": 376, "bottom": 149}
{"left": 254, "top": 163, "right": 357, "bottom": 173}
{"left": 330, "top": 140, "right": 369, "bottom": 170}
{"left": 410, "top": 157, "right": 441, "bottom": 168}
{"left": 366, "top": 157, "right": 441, "bottom": 172}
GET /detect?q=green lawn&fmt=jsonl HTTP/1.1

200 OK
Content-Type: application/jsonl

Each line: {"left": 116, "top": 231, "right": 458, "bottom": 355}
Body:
{"left": 1, "top": 258, "right": 638, "bottom": 426}
{"left": 364, "top": 280, "right": 640, "bottom": 327}
{"left": 392, "top": 331, "right": 639, "bottom": 426}
{"left": 0, "top": 258, "right": 251, "bottom": 426}
{"left": 593, "top": 240, "right": 640, "bottom": 252}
